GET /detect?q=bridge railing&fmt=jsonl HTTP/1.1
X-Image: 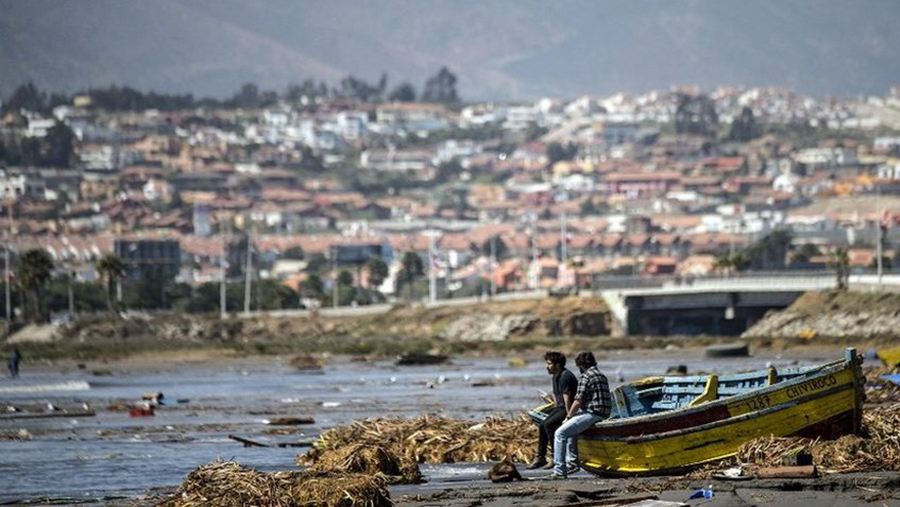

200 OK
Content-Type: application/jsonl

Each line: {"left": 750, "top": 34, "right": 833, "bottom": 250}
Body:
{"left": 591, "top": 270, "right": 844, "bottom": 294}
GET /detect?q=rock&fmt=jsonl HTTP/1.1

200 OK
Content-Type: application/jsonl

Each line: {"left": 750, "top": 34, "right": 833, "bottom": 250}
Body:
{"left": 487, "top": 456, "right": 523, "bottom": 482}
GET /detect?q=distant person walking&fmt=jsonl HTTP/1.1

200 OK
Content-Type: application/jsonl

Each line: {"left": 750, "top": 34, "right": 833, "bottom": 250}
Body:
{"left": 551, "top": 351, "right": 611, "bottom": 478}
{"left": 527, "top": 351, "right": 578, "bottom": 469}
{"left": 8, "top": 348, "right": 22, "bottom": 378}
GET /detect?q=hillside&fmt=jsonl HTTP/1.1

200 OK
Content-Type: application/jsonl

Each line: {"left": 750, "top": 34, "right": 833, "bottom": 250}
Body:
{"left": 2, "top": 0, "right": 899, "bottom": 99}
{"left": 743, "top": 290, "right": 900, "bottom": 342}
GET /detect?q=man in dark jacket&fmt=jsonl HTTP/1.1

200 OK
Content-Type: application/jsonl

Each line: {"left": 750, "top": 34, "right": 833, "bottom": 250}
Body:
{"left": 527, "top": 351, "right": 578, "bottom": 469}
{"left": 551, "top": 351, "right": 611, "bottom": 478}
{"left": 8, "top": 348, "right": 21, "bottom": 378}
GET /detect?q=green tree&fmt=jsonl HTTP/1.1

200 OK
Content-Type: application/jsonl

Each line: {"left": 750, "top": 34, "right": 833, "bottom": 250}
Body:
{"left": 397, "top": 251, "right": 425, "bottom": 301}
{"left": 366, "top": 257, "right": 389, "bottom": 290}
{"left": 96, "top": 254, "right": 126, "bottom": 316}
{"left": 388, "top": 82, "right": 416, "bottom": 102}
{"left": 421, "top": 67, "right": 459, "bottom": 104}
{"left": 45, "top": 121, "right": 76, "bottom": 167}
{"left": 337, "top": 74, "right": 387, "bottom": 103}
{"left": 435, "top": 159, "right": 463, "bottom": 184}
{"left": 714, "top": 252, "right": 749, "bottom": 273}
{"left": 831, "top": 248, "right": 850, "bottom": 291}
{"left": 674, "top": 94, "right": 718, "bottom": 136}
{"left": 305, "top": 253, "right": 328, "bottom": 274}
{"left": 746, "top": 230, "right": 793, "bottom": 270}
{"left": 790, "top": 243, "right": 822, "bottom": 266}
{"left": 546, "top": 142, "right": 577, "bottom": 165}
{"left": 16, "top": 249, "right": 55, "bottom": 322}
{"left": 46, "top": 279, "right": 106, "bottom": 314}
{"left": 729, "top": 106, "right": 759, "bottom": 142}
{"left": 303, "top": 273, "right": 324, "bottom": 298}
{"left": 337, "top": 270, "right": 354, "bottom": 287}
{"left": 481, "top": 236, "right": 509, "bottom": 260}
{"left": 525, "top": 122, "right": 548, "bottom": 142}
{"left": 285, "top": 80, "right": 329, "bottom": 104}
{"left": 3, "top": 82, "right": 47, "bottom": 114}
{"left": 282, "top": 246, "right": 305, "bottom": 260}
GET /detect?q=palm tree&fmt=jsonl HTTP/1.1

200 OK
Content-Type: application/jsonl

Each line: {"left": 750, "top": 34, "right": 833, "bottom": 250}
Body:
{"left": 830, "top": 248, "right": 850, "bottom": 291}
{"left": 16, "top": 249, "right": 54, "bottom": 322}
{"left": 96, "top": 254, "right": 126, "bottom": 316}
{"left": 397, "top": 252, "right": 424, "bottom": 302}
{"left": 366, "top": 257, "right": 389, "bottom": 292}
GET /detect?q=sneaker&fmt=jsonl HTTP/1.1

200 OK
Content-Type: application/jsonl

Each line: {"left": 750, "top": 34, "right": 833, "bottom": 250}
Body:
{"left": 543, "top": 461, "right": 554, "bottom": 470}
{"left": 545, "top": 472, "right": 567, "bottom": 480}
{"left": 565, "top": 464, "right": 581, "bottom": 475}
{"left": 525, "top": 458, "right": 548, "bottom": 470}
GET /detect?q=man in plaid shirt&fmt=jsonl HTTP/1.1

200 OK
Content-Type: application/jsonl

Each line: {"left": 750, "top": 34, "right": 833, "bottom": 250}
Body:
{"left": 551, "top": 351, "right": 611, "bottom": 478}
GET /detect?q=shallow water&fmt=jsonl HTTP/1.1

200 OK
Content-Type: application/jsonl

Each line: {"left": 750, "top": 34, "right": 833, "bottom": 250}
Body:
{"left": 0, "top": 352, "right": 828, "bottom": 502}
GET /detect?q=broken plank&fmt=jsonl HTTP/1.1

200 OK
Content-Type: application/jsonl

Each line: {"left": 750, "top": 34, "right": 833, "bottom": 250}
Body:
{"left": 756, "top": 465, "right": 817, "bottom": 479}
{"left": 555, "top": 494, "right": 659, "bottom": 506}
{"left": 228, "top": 434, "right": 270, "bottom": 447}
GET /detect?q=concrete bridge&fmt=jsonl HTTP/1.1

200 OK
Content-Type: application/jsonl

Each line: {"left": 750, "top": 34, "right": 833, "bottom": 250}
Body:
{"left": 599, "top": 273, "right": 838, "bottom": 336}
{"left": 236, "top": 272, "right": 900, "bottom": 337}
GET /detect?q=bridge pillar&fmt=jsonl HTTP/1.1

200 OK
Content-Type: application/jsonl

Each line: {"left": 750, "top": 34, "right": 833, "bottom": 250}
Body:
{"left": 625, "top": 296, "right": 643, "bottom": 335}
{"left": 724, "top": 292, "right": 738, "bottom": 320}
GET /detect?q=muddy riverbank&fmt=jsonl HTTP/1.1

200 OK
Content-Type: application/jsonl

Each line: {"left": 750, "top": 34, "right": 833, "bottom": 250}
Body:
{"left": 1, "top": 349, "right": 868, "bottom": 505}
{"left": 4, "top": 297, "right": 620, "bottom": 361}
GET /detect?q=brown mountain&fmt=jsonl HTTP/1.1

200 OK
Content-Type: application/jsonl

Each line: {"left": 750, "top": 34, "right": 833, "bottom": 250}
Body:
{"left": 1, "top": 0, "right": 898, "bottom": 100}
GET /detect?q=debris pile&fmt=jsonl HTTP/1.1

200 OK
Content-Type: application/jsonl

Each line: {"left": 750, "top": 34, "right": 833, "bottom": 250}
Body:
{"left": 305, "top": 443, "right": 423, "bottom": 484}
{"left": 735, "top": 404, "right": 900, "bottom": 473}
{"left": 288, "top": 354, "right": 323, "bottom": 371}
{"left": 864, "top": 365, "right": 900, "bottom": 404}
{"left": 156, "top": 460, "right": 391, "bottom": 507}
{"left": 300, "top": 415, "right": 536, "bottom": 467}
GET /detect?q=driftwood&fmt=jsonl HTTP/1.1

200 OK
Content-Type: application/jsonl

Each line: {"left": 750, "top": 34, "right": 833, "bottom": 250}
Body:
{"left": 556, "top": 494, "right": 660, "bottom": 507}
{"left": 267, "top": 416, "right": 315, "bottom": 426}
{"left": 756, "top": 465, "right": 817, "bottom": 479}
{"left": 0, "top": 409, "right": 95, "bottom": 420}
{"left": 228, "top": 434, "right": 314, "bottom": 448}
{"left": 228, "top": 435, "right": 269, "bottom": 447}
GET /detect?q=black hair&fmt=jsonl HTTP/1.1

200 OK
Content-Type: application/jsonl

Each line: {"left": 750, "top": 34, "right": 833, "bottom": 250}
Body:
{"left": 543, "top": 350, "right": 566, "bottom": 367}
{"left": 575, "top": 351, "right": 596, "bottom": 370}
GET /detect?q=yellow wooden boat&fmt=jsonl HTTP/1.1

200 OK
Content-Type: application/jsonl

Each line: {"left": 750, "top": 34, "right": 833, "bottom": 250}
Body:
{"left": 572, "top": 348, "right": 865, "bottom": 476}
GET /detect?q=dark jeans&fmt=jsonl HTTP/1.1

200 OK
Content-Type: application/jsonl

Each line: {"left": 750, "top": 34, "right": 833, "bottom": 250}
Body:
{"left": 536, "top": 406, "right": 567, "bottom": 460}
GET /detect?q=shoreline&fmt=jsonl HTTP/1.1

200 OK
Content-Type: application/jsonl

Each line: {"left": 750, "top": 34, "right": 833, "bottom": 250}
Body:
{"left": 3, "top": 345, "right": 896, "bottom": 506}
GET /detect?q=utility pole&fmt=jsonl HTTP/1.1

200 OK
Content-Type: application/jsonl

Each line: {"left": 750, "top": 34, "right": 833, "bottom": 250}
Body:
{"left": 530, "top": 212, "right": 538, "bottom": 289}
{"left": 331, "top": 246, "right": 338, "bottom": 309}
{"left": 68, "top": 269, "right": 75, "bottom": 315}
{"left": 4, "top": 243, "right": 10, "bottom": 325}
{"left": 560, "top": 212, "right": 568, "bottom": 264}
{"left": 425, "top": 230, "right": 441, "bottom": 303}
{"left": 489, "top": 236, "right": 496, "bottom": 298}
{"left": 220, "top": 220, "right": 228, "bottom": 318}
{"left": 876, "top": 186, "right": 884, "bottom": 289}
{"left": 5, "top": 201, "right": 12, "bottom": 325}
{"left": 243, "top": 221, "right": 253, "bottom": 316}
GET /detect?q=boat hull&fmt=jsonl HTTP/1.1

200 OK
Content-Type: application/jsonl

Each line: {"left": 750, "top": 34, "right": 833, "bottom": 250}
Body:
{"left": 577, "top": 352, "right": 864, "bottom": 476}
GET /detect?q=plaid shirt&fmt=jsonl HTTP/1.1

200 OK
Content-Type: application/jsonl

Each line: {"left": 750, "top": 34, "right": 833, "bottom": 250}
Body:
{"left": 575, "top": 366, "right": 612, "bottom": 418}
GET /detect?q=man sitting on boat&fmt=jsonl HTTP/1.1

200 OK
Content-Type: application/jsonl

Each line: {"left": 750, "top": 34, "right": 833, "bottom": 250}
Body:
{"left": 527, "top": 351, "right": 578, "bottom": 470}
{"left": 551, "top": 351, "right": 611, "bottom": 478}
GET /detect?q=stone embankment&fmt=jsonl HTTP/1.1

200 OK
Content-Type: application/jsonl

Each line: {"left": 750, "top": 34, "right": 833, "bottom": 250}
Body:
{"left": 743, "top": 290, "right": 900, "bottom": 340}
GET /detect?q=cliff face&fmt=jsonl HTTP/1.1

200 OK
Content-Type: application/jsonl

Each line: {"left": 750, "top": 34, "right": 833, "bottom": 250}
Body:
{"left": 743, "top": 290, "right": 900, "bottom": 340}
